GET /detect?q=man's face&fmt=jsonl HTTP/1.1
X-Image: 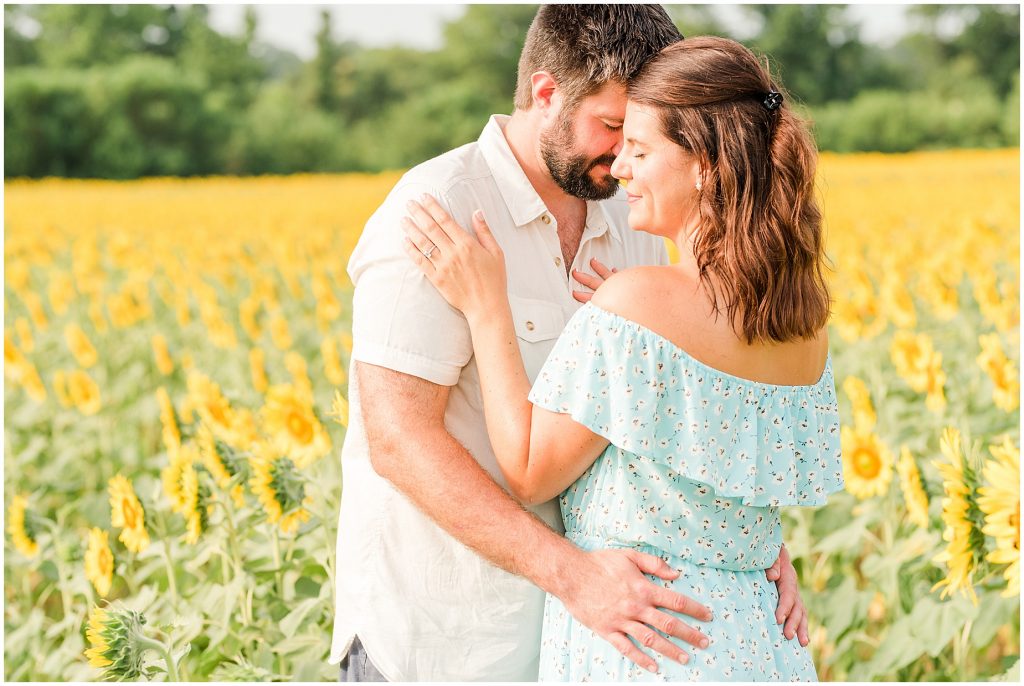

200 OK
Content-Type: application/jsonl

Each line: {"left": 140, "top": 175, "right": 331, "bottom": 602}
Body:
{"left": 539, "top": 81, "right": 627, "bottom": 201}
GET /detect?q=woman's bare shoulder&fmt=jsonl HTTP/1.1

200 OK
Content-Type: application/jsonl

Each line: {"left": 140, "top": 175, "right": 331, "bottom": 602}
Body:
{"left": 589, "top": 265, "right": 697, "bottom": 326}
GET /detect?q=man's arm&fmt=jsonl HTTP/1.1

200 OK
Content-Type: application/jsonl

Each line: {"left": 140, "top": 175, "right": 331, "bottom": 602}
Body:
{"left": 358, "top": 361, "right": 713, "bottom": 672}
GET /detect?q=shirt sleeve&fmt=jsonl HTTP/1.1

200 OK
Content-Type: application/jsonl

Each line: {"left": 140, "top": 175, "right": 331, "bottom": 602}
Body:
{"left": 347, "top": 181, "right": 473, "bottom": 386}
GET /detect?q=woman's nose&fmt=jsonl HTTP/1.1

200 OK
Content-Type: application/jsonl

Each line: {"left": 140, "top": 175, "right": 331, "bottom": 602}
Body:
{"left": 610, "top": 153, "right": 630, "bottom": 180}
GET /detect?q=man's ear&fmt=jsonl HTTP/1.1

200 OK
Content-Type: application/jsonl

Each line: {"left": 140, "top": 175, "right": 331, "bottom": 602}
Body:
{"left": 530, "top": 71, "right": 559, "bottom": 112}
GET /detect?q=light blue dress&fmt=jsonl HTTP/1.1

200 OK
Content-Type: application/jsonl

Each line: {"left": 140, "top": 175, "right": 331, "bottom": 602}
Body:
{"left": 528, "top": 303, "right": 844, "bottom": 681}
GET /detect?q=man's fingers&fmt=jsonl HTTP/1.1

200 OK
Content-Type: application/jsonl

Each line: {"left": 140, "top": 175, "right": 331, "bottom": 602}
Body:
{"left": 641, "top": 608, "right": 709, "bottom": 650}
{"left": 765, "top": 557, "right": 782, "bottom": 581}
{"left": 775, "top": 585, "right": 796, "bottom": 625}
{"left": 605, "top": 631, "right": 658, "bottom": 674}
{"left": 624, "top": 621, "right": 689, "bottom": 666}
{"left": 783, "top": 603, "right": 802, "bottom": 640}
{"left": 651, "top": 586, "right": 713, "bottom": 622}
{"left": 627, "top": 550, "right": 680, "bottom": 580}
{"left": 798, "top": 614, "right": 809, "bottom": 647}
{"left": 572, "top": 290, "right": 593, "bottom": 304}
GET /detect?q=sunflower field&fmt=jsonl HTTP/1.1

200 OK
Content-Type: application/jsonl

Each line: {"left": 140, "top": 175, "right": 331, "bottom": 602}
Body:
{"left": 4, "top": 149, "right": 1019, "bottom": 681}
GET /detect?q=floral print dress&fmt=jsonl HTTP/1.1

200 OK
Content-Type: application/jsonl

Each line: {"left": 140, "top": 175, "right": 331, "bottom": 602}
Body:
{"left": 528, "top": 303, "right": 845, "bottom": 681}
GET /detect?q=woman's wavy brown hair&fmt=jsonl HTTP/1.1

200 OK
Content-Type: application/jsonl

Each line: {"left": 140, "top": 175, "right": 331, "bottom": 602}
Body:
{"left": 628, "top": 36, "right": 830, "bottom": 344}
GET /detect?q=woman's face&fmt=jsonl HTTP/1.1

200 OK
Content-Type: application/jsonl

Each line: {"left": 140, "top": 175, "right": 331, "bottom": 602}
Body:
{"left": 610, "top": 101, "right": 701, "bottom": 239}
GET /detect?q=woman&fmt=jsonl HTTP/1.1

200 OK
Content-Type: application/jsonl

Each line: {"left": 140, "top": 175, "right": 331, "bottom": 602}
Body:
{"left": 401, "top": 37, "right": 843, "bottom": 681}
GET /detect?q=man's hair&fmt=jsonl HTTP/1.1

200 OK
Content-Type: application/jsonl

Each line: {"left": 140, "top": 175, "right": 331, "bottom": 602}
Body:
{"left": 514, "top": 5, "right": 683, "bottom": 111}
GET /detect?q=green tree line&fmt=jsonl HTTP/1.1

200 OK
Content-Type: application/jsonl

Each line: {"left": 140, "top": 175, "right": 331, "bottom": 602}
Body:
{"left": 4, "top": 4, "right": 1019, "bottom": 179}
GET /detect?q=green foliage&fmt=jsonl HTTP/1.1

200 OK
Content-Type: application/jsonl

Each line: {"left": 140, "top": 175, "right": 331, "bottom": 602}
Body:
{"left": 2, "top": 3, "right": 1021, "bottom": 178}
{"left": 812, "top": 87, "right": 1007, "bottom": 153}
{"left": 4, "top": 68, "right": 97, "bottom": 177}
{"left": 87, "top": 57, "right": 228, "bottom": 178}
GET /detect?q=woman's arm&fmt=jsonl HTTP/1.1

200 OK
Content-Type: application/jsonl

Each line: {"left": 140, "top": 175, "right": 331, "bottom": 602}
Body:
{"left": 401, "top": 196, "right": 608, "bottom": 503}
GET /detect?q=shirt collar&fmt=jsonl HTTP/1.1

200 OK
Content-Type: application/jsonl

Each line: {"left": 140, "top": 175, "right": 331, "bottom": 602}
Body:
{"left": 478, "top": 114, "right": 548, "bottom": 227}
{"left": 478, "top": 114, "right": 624, "bottom": 244}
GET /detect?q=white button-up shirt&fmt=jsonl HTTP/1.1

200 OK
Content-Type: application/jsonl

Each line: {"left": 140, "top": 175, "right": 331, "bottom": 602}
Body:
{"left": 330, "top": 115, "right": 668, "bottom": 681}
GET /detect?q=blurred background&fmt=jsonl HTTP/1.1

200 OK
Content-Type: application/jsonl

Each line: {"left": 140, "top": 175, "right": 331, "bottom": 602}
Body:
{"left": 4, "top": 4, "right": 1019, "bottom": 683}
{"left": 4, "top": 3, "right": 1020, "bottom": 178}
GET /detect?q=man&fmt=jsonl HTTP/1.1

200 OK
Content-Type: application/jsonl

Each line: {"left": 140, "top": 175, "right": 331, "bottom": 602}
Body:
{"left": 330, "top": 6, "right": 809, "bottom": 681}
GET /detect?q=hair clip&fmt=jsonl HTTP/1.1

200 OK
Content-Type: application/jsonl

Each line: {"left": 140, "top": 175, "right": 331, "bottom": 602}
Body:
{"left": 763, "top": 91, "right": 783, "bottom": 111}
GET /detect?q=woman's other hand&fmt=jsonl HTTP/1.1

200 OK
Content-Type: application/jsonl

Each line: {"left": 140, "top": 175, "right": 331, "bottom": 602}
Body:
{"left": 402, "top": 195, "right": 507, "bottom": 321}
{"left": 572, "top": 258, "right": 618, "bottom": 303}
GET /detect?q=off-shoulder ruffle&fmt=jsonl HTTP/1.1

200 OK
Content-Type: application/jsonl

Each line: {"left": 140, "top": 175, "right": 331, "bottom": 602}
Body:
{"left": 528, "top": 303, "right": 844, "bottom": 507}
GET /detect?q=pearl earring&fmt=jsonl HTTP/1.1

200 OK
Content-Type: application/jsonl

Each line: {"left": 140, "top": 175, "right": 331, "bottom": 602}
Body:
{"left": 695, "top": 178, "right": 702, "bottom": 191}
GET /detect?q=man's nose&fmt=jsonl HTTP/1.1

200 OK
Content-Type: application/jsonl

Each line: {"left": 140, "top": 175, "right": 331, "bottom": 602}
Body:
{"left": 610, "top": 136, "right": 623, "bottom": 157}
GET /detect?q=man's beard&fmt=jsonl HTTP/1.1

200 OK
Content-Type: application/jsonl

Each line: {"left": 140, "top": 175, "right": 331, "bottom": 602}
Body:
{"left": 540, "top": 114, "right": 619, "bottom": 201}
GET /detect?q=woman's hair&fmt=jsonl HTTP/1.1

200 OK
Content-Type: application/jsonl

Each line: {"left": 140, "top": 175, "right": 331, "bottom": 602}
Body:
{"left": 628, "top": 36, "right": 831, "bottom": 344}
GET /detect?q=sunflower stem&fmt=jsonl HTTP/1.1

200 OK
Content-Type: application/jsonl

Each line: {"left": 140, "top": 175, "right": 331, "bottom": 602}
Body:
{"left": 272, "top": 526, "right": 284, "bottom": 599}
{"left": 136, "top": 634, "right": 179, "bottom": 681}
{"left": 161, "top": 536, "right": 179, "bottom": 609}
{"left": 41, "top": 520, "right": 72, "bottom": 620}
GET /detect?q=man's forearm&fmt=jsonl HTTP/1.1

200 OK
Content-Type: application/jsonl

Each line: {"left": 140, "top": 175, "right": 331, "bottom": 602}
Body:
{"left": 374, "top": 425, "right": 578, "bottom": 598}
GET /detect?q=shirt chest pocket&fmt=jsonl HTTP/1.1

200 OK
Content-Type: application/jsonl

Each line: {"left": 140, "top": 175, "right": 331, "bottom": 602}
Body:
{"left": 508, "top": 295, "right": 565, "bottom": 343}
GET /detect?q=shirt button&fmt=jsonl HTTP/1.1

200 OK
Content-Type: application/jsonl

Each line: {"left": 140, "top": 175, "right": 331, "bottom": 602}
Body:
{"left": 525, "top": 321, "right": 535, "bottom": 331}
{"left": 554, "top": 256, "right": 562, "bottom": 267}
{"left": 541, "top": 214, "right": 551, "bottom": 224}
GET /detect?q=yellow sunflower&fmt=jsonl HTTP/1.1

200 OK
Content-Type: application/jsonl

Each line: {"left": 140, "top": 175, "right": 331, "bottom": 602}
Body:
{"left": 249, "top": 347, "right": 269, "bottom": 394}
{"left": 896, "top": 446, "right": 930, "bottom": 529}
{"left": 327, "top": 389, "right": 349, "bottom": 428}
{"left": 151, "top": 334, "right": 174, "bottom": 376}
{"left": 107, "top": 475, "right": 150, "bottom": 554}
{"left": 977, "top": 334, "right": 1020, "bottom": 413}
{"left": 841, "top": 425, "right": 894, "bottom": 499}
{"left": 18, "top": 361, "right": 47, "bottom": 403}
{"left": 260, "top": 384, "right": 331, "bottom": 468}
{"left": 67, "top": 369, "right": 100, "bottom": 414}
{"left": 15, "top": 316, "right": 34, "bottom": 353}
{"left": 162, "top": 444, "right": 198, "bottom": 513}
{"left": 156, "top": 387, "right": 181, "bottom": 454}
{"left": 890, "top": 330, "right": 933, "bottom": 392}
{"left": 186, "top": 370, "right": 234, "bottom": 437}
{"left": 269, "top": 311, "right": 292, "bottom": 350}
{"left": 931, "top": 427, "right": 984, "bottom": 605}
{"left": 52, "top": 370, "right": 73, "bottom": 408}
{"left": 64, "top": 323, "right": 98, "bottom": 368}
{"left": 321, "top": 334, "right": 348, "bottom": 387}
{"left": 7, "top": 494, "right": 40, "bottom": 558}
{"left": 249, "top": 440, "right": 313, "bottom": 534}
{"left": 880, "top": 275, "right": 916, "bottom": 330}
{"left": 179, "top": 462, "right": 212, "bottom": 545}
{"left": 83, "top": 605, "right": 147, "bottom": 679}
{"left": 198, "top": 424, "right": 246, "bottom": 508}
{"left": 922, "top": 351, "right": 947, "bottom": 413}
{"left": 239, "top": 295, "right": 262, "bottom": 340}
{"left": 284, "top": 351, "right": 313, "bottom": 399}
{"left": 977, "top": 437, "right": 1020, "bottom": 597}
{"left": 841, "top": 375, "right": 876, "bottom": 430}
{"left": 85, "top": 528, "right": 114, "bottom": 597}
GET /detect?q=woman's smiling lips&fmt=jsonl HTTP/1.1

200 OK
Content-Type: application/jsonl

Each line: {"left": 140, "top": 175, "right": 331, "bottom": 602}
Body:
{"left": 625, "top": 192, "right": 642, "bottom": 203}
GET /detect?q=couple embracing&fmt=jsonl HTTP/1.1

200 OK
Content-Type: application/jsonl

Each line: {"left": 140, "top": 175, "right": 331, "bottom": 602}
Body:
{"left": 330, "top": 5, "right": 843, "bottom": 682}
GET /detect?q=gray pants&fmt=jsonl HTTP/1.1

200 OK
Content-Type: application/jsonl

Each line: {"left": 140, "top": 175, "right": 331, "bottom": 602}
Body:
{"left": 338, "top": 636, "right": 387, "bottom": 682}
